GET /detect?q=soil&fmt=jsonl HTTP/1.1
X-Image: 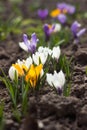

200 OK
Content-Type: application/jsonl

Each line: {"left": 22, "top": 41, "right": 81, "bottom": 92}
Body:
{"left": 0, "top": 0, "right": 87, "bottom": 130}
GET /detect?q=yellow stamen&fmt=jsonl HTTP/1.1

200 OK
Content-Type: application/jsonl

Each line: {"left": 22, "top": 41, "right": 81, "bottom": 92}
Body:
{"left": 50, "top": 9, "right": 61, "bottom": 18}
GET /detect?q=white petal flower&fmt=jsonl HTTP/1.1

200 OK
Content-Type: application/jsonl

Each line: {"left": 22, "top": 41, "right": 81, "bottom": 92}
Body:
{"left": 38, "top": 46, "right": 44, "bottom": 53}
{"left": 46, "top": 70, "right": 65, "bottom": 90}
{"left": 52, "top": 46, "right": 61, "bottom": 60}
{"left": 17, "top": 59, "right": 25, "bottom": 65}
{"left": 38, "top": 46, "right": 52, "bottom": 56}
{"left": 33, "top": 52, "right": 48, "bottom": 65}
{"left": 25, "top": 57, "right": 32, "bottom": 69}
{"left": 40, "top": 53, "right": 48, "bottom": 65}
{"left": 53, "top": 23, "right": 61, "bottom": 32}
{"left": 32, "top": 52, "right": 40, "bottom": 65}
{"left": 46, "top": 73, "right": 53, "bottom": 86}
{"left": 19, "top": 42, "right": 28, "bottom": 52}
{"left": 53, "top": 70, "right": 65, "bottom": 88}
{"left": 8, "top": 66, "right": 18, "bottom": 80}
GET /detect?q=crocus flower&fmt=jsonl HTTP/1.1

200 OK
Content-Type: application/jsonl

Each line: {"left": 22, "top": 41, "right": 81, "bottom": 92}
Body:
{"left": 71, "top": 21, "right": 86, "bottom": 40}
{"left": 9, "top": 66, "right": 18, "bottom": 81}
{"left": 57, "top": 14, "right": 67, "bottom": 24}
{"left": 46, "top": 70, "right": 65, "bottom": 95}
{"left": 19, "top": 33, "right": 39, "bottom": 54}
{"left": 9, "top": 63, "right": 28, "bottom": 80}
{"left": 43, "top": 24, "right": 55, "bottom": 42}
{"left": 32, "top": 52, "right": 48, "bottom": 65}
{"left": 57, "top": 2, "right": 76, "bottom": 14}
{"left": 25, "top": 64, "right": 43, "bottom": 87}
{"left": 38, "top": 46, "right": 52, "bottom": 56}
{"left": 53, "top": 23, "right": 61, "bottom": 32}
{"left": 24, "top": 57, "right": 33, "bottom": 69}
{"left": 52, "top": 46, "right": 61, "bottom": 60}
{"left": 8, "top": 57, "right": 33, "bottom": 81}
{"left": 37, "top": 9, "right": 48, "bottom": 20}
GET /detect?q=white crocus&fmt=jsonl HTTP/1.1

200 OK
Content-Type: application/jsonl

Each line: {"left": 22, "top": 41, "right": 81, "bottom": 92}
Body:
{"left": 25, "top": 57, "right": 32, "bottom": 69}
{"left": 38, "top": 46, "right": 52, "bottom": 56}
{"left": 9, "top": 66, "right": 18, "bottom": 80}
{"left": 46, "top": 73, "right": 53, "bottom": 86}
{"left": 52, "top": 46, "right": 61, "bottom": 60}
{"left": 19, "top": 42, "right": 28, "bottom": 52}
{"left": 53, "top": 23, "right": 61, "bottom": 32}
{"left": 46, "top": 70, "right": 65, "bottom": 90}
{"left": 33, "top": 52, "right": 48, "bottom": 65}
{"left": 17, "top": 59, "right": 25, "bottom": 66}
{"left": 53, "top": 70, "right": 65, "bottom": 89}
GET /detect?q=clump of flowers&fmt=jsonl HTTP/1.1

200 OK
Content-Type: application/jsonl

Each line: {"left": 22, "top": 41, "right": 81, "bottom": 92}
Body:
{"left": 50, "top": 2, "right": 75, "bottom": 24}
{"left": 9, "top": 58, "right": 44, "bottom": 89}
{"left": 71, "top": 21, "right": 86, "bottom": 43}
{"left": 0, "top": 30, "right": 70, "bottom": 117}
{"left": 37, "top": 9, "right": 48, "bottom": 21}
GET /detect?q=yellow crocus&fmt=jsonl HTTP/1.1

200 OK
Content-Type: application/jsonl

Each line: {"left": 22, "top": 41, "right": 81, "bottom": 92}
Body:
{"left": 12, "top": 63, "right": 28, "bottom": 76}
{"left": 25, "top": 64, "right": 43, "bottom": 87}
{"left": 50, "top": 9, "right": 61, "bottom": 18}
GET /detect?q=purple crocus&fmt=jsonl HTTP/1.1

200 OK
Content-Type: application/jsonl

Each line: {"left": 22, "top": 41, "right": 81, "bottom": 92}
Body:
{"left": 71, "top": 21, "right": 86, "bottom": 38}
{"left": 57, "top": 14, "right": 67, "bottom": 24}
{"left": 19, "top": 33, "right": 39, "bottom": 54}
{"left": 37, "top": 9, "right": 48, "bottom": 20}
{"left": 43, "top": 24, "right": 55, "bottom": 42}
{"left": 57, "top": 2, "right": 76, "bottom": 14}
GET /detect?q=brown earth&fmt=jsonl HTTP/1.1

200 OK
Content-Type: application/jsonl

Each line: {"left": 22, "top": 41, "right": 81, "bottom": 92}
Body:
{"left": 0, "top": 0, "right": 87, "bottom": 130}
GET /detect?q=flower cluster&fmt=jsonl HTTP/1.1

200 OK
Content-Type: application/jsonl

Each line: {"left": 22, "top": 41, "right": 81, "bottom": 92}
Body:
{"left": 9, "top": 58, "right": 43, "bottom": 88}
{"left": 50, "top": 2, "right": 75, "bottom": 24}
{"left": 2, "top": 2, "right": 86, "bottom": 116}
{"left": 9, "top": 41, "right": 65, "bottom": 91}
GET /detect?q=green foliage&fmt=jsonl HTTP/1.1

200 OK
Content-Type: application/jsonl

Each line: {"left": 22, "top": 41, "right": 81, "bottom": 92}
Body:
{"left": 0, "top": 70, "right": 29, "bottom": 116}
{"left": 58, "top": 55, "right": 73, "bottom": 96}
{"left": 0, "top": 102, "right": 5, "bottom": 130}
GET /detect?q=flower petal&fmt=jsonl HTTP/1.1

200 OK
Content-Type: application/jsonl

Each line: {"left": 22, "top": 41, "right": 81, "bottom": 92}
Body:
{"left": 9, "top": 66, "right": 18, "bottom": 80}
{"left": 19, "top": 42, "right": 28, "bottom": 52}
{"left": 76, "top": 28, "right": 86, "bottom": 37}
{"left": 57, "top": 14, "right": 67, "bottom": 24}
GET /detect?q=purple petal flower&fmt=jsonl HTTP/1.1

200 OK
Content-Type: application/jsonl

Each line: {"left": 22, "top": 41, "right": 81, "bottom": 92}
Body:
{"left": 66, "top": 5, "right": 76, "bottom": 14}
{"left": 57, "top": 14, "right": 67, "bottom": 24}
{"left": 57, "top": 2, "right": 67, "bottom": 10}
{"left": 23, "top": 33, "right": 39, "bottom": 53}
{"left": 37, "top": 9, "right": 48, "bottom": 20}
{"left": 71, "top": 21, "right": 86, "bottom": 38}
{"left": 57, "top": 2, "right": 75, "bottom": 14}
{"left": 43, "top": 24, "right": 55, "bottom": 41}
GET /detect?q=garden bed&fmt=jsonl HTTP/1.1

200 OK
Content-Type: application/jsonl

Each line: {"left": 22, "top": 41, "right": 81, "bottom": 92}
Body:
{"left": 0, "top": 0, "right": 87, "bottom": 130}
